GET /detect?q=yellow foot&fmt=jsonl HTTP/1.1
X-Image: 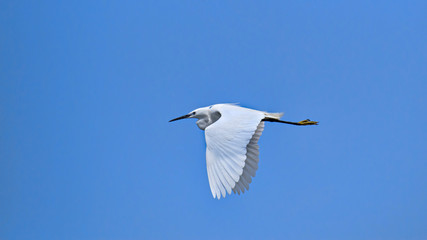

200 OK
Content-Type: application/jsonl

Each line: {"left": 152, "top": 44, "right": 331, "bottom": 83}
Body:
{"left": 298, "top": 119, "right": 318, "bottom": 125}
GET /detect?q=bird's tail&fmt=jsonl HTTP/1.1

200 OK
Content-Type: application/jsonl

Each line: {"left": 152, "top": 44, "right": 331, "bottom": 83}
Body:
{"left": 264, "top": 112, "right": 283, "bottom": 120}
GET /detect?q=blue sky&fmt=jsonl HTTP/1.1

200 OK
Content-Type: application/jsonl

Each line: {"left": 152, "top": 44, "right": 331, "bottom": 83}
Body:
{"left": 1, "top": 1, "right": 426, "bottom": 239}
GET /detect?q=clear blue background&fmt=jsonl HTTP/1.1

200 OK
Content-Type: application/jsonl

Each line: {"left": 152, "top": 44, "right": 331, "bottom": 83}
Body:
{"left": 1, "top": 1, "right": 426, "bottom": 239}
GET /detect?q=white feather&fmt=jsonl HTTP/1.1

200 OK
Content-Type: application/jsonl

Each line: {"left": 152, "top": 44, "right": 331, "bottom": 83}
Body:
{"left": 205, "top": 104, "right": 266, "bottom": 199}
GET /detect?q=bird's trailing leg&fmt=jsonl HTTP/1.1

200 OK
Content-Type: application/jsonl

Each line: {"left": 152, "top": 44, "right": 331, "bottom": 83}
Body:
{"left": 263, "top": 118, "right": 318, "bottom": 126}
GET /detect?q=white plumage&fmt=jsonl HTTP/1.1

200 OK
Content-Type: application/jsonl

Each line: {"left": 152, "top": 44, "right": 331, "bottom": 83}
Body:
{"left": 205, "top": 104, "right": 267, "bottom": 198}
{"left": 169, "top": 103, "right": 317, "bottom": 199}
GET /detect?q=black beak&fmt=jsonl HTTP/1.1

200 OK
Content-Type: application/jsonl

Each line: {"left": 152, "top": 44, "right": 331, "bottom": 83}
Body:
{"left": 169, "top": 114, "right": 191, "bottom": 122}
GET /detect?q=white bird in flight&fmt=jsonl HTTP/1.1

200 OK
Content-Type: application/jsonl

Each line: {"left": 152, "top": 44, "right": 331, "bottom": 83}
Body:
{"left": 169, "top": 103, "right": 318, "bottom": 199}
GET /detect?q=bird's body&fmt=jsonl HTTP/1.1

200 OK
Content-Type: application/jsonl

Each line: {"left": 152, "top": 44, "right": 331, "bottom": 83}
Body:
{"left": 170, "top": 104, "right": 317, "bottom": 199}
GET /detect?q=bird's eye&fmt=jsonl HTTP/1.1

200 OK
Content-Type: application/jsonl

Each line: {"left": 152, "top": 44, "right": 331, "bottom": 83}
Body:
{"left": 191, "top": 112, "right": 196, "bottom": 115}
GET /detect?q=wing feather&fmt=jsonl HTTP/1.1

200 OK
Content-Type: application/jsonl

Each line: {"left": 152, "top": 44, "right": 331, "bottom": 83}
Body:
{"left": 216, "top": 158, "right": 238, "bottom": 189}
{"left": 241, "top": 170, "right": 252, "bottom": 184}
{"left": 232, "top": 121, "right": 265, "bottom": 192}
{"left": 206, "top": 166, "right": 217, "bottom": 198}
{"left": 245, "top": 155, "right": 258, "bottom": 170}
{"left": 214, "top": 161, "right": 233, "bottom": 194}
{"left": 205, "top": 104, "right": 266, "bottom": 199}
{"left": 212, "top": 163, "right": 226, "bottom": 198}
{"left": 219, "top": 157, "right": 241, "bottom": 182}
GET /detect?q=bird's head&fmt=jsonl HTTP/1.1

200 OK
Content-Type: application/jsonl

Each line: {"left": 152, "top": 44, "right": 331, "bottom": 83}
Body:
{"left": 169, "top": 107, "right": 210, "bottom": 122}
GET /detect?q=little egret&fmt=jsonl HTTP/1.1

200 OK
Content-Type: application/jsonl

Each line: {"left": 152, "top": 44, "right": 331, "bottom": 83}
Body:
{"left": 169, "top": 103, "right": 318, "bottom": 199}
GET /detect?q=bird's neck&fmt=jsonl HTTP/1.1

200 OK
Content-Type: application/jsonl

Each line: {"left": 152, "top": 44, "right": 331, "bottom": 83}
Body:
{"left": 195, "top": 111, "right": 221, "bottom": 130}
{"left": 196, "top": 119, "right": 209, "bottom": 130}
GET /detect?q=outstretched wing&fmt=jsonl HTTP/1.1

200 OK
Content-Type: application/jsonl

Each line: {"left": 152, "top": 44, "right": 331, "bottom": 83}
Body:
{"left": 205, "top": 104, "right": 265, "bottom": 199}
{"left": 232, "top": 121, "right": 264, "bottom": 195}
